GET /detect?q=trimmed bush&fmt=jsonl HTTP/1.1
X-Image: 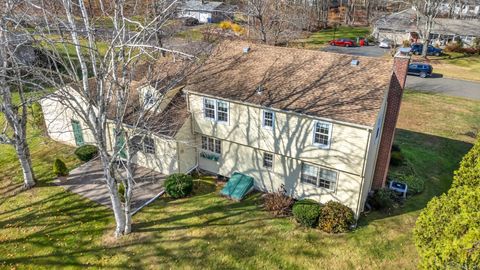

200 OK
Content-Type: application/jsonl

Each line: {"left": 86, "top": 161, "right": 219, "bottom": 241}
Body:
{"left": 165, "top": 173, "right": 194, "bottom": 199}
{"left": 369, "top": 188, "right": 396, "bottom": 211}
{"left": 263, "top": 185, "right": 295, "bottom": 217}
{"left": 30, "top": 102, "right": 45, "bottom": 129}
{"left": 414, "top": 137, "right": 480, "bottom": 269}
{"left": 117, "top": 182, "right": 126, "bottom": 203}
{"left": 319, "top": 201, "right": 355, "bottom": 233}
{"left": 414, "top": 186, "right": 480, "bottom": 269}
{"left": 292, "top": 199, "right": 322, "bottom": 228}
{"left": 53, "top": 158, "right": 69, "bottom": 176}
{"left": 74, "top": 145, "right": 98, "bottom": 162}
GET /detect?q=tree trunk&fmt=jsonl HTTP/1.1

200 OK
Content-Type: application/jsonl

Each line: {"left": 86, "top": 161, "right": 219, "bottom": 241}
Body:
{"left": 15, "top": 139, "right": 36, "bottom": 189}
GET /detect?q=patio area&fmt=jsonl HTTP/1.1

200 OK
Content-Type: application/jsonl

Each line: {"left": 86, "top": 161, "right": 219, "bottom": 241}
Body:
{"left": 54, "top": 158, "right": 166, "bottom": 213}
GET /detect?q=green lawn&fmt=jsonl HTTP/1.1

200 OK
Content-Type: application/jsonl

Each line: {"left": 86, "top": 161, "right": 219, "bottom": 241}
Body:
{"left": 412, "top": 52, "right": 480, "bottom": 82}
{"left": 0, "top": 91, "right": 478, "bottom": 269}
{"left": 290, "top": 26, "right": 371, "bottom": 49}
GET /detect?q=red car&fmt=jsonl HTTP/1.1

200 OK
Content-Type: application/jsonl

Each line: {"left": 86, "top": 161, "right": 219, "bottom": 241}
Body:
{"left": 329, "top": 38, "right": 356, "bottom": 47}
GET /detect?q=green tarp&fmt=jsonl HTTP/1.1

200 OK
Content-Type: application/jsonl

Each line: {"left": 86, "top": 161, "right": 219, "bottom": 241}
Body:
{"left": 220, "top": 172, "right": 254, "bottom": 201}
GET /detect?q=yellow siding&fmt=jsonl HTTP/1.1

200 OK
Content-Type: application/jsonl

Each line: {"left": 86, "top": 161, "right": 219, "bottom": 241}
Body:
{"left": 175, "top": 117, "right": 198, "bottom": 173}
{"left": 189, "top": 92, "right": 373, "bottom": 217}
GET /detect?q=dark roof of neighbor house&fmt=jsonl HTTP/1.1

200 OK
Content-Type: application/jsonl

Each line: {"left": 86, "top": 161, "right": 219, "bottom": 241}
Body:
{"left": 184, "top": 41, "right": 394, "bottom": 127}
{"left": 180, "top": 1, "right": 224, "bottom": 12}
{"left": 375, "top": 8, "right": 480, "bottom": 36}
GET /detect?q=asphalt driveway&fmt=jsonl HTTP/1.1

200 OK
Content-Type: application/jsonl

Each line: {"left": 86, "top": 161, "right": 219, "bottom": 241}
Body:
{"left": 406, "top": 76, "right": 480, "bottom": 100}
{"left": 54, "top": 159, "right": 166, "bottom": 213}
{"left": 320, "top": 45, "right": 390, "bottom": 57}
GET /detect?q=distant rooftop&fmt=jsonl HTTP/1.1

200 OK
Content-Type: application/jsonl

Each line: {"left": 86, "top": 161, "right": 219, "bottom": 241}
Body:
{"left": 180, "top": 1, "right": 224, "bottom": 11}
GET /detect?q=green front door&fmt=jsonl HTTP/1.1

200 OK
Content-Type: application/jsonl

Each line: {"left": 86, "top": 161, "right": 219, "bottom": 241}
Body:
{"left": 115, "top": 129, "right": 127, "bottom": 159}
{"left": 71, "top": 120, "right": 84, "bottom": 146}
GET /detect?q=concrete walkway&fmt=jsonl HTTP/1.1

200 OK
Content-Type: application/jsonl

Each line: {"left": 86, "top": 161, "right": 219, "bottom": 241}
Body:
{"left": 54, "top": 159, "right": 165, "bottom": 212}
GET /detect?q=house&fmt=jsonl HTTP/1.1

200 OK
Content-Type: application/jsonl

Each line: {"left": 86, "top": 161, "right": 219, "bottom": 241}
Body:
{"left": 41, "top": 41, "right": 410, "bottom": 218}
{"left": 373, "top": 8, "right": 480, "bottom": 46}
{"left": 177, "top": 1, "right": 231, "bottom": 23}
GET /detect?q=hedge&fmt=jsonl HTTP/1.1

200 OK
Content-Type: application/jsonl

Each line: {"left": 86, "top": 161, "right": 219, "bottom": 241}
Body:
{"left": 414, "top": 137, "right": 480, "bottom": 269}
{"left": 74, "top": 145, "right": 98, "bottom": 162}
{"left": 292, "top": 199, "right": 322, "bottom": 228}
{"left": 319, "top": 201, "right": 355, "bottom": 233}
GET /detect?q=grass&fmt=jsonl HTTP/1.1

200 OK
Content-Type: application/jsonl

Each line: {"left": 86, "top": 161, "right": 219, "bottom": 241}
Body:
{"left": 412, "top": 52, "right": 480, "bottom": 82}
{"left": 0, "top": 91, "right": 479, "bottom": 269}
{"left": 290, "top": 26, "right": 371, "bottom": 49}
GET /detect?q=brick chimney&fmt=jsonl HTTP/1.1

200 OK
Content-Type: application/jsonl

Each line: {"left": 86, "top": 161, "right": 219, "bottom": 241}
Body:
{"left": 371, "top": 50, "right": 410, "bottom": 189}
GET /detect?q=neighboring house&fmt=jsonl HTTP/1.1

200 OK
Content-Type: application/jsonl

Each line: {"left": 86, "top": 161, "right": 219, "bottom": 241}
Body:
{"left": 41, "top": 41, "right": 410, "bottom": 218}
{"left": 373, "top": 8, "right": 480, "bottom": 46}
{"left": 177, "top": 1, "right": 231, "bottom": 23}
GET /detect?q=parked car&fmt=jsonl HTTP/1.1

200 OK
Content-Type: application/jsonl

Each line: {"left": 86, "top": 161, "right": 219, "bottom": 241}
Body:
{"left": 379, "top": 38, "right": 394, "bottom": 48}
{"left": 407, "top": 63, "right": 433, "bottom": 78}
{"left": 410, "top": 43, "right": 442, "bottom": 56}
{"left": 329, "top": 38, "right": 356, "bottom": 47}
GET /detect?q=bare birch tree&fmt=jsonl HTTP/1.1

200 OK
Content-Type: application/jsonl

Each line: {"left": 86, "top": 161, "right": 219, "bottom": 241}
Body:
{"left": 0, "top": 0, "right": 38, "bottom": 189}
{"left": 17, "top": 0, "right": 193, "bottom": 237}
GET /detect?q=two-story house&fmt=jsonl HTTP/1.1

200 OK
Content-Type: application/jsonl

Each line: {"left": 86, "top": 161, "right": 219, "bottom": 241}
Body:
{"left": 41, "top": 41, "right": 409, "bottom": 218}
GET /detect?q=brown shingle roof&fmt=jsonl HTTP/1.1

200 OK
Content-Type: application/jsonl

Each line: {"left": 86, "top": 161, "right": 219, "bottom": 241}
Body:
{"left": 185, "top": 41, "right": 394, "bottom": 127}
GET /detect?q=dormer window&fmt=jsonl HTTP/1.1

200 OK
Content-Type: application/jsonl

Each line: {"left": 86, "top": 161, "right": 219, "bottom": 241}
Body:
{"left": 143, "top": 91, "right": 157, "bottom": 108}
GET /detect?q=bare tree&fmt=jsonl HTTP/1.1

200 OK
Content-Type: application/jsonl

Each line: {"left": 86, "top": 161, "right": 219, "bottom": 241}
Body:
{"left": 0, "top": 0, "right": 37, "bottom": 189}
{"left": 17, "top": 0, "right": 193, "bottom": 237}
{"left": 245, "top": 0, "right": 292, "bottom": 44}
{"left": 413, "top": 0, "right": 450, "bottom": 57}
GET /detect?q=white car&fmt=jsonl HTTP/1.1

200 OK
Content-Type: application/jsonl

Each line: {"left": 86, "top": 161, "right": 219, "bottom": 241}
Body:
{"left": 379, "top": 39, "right": 394, "bottom": 48}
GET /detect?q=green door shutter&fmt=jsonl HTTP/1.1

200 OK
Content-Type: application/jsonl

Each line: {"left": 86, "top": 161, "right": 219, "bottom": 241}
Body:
{"left": 71, "top": 120, "right": 85, "bottom": 146}
{"left": 115, "top": 129, "right": 127, "bottom": 159}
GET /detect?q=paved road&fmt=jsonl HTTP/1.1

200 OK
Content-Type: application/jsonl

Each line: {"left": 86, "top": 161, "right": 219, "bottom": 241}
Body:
{"left": 320, "top": 45, "right": 390, "bottom": 57}
{"left": 406, "top": 76, "right": 480, "bottom": 100}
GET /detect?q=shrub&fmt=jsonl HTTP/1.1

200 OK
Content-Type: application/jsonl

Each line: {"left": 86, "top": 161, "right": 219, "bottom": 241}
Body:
{"left": 219, "top": 20, "right": 233, "bottom": 30}
{"left": 402, "top": 40, "right": 411, "bottom": 47}
{"left": 30, "top": 102, "right": 45, "bottom": 129}
{"left": 390, "top": 151, "right": 404, "bottom": 166}
{"left": 292, "top": 199, "right": 322, "bottom": 228}
{"left": 74, "top": 145, "right": 98, "bottom": 162}
{"left": 414, "top": 186, "right": 480, "bottom": 269}
{"left": 231, "top": 23, "right": 245, "bottom": 35}
{"left": 391, "top": 144, "right": 401, "bottom": 152}
{"left": 319, "top": 201, "right": 355, "bottom": 233}
{"left": 453, "top": 140, "right": 480, "bottom": 188}
{"left": 165, "top": 173, "right": 194, "bottom": 198}
{"left": 369, "top": 188, "right": 396, "bottom": 211}
{"left": 53, "top": 158, "right": 69, "bottom": 176}
{"left": 263, "top": 185, "right": 295, "bottom": 217}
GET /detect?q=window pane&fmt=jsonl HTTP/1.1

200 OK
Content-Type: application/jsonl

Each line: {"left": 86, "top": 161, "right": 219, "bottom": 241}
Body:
{"left": 301, "top": 163, "right": 318, "bottom": 185}
{"left": 204, "top": 99, "right": 215, "bottom": 119}
{"left": 319, "top": 168, "right": 337, "bottom": 191}
{"left": 263, "top": 153, "right": 273, "bottom": 168}
{"left": 263, "top": 111, "right": 274, "bottom": 127}
{"left": 314, "top": 122, "right": 330, "bottom": 146}
{"left": 214, "top": 139, "right": 221, "bottom": 154}
{"left": 144, "top": 137, "right": 155, "bottom": 154}
{"left": 208, "top": 137, "right": 215, "bottom": 152}
{"left": 201, "top": 136, "right": 208, "bottom": 150}
{"left": 217, "top": 101, "right": 228, "bottom": 122}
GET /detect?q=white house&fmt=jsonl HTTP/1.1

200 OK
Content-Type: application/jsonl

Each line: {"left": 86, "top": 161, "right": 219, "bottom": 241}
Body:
{"left": 177, "top": 1, "right": 229, "bottom": 23}
{"left": 41, "top": 41, "right": 410, "bottom": 218}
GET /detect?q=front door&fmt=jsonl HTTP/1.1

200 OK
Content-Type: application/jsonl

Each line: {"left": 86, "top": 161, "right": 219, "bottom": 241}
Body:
{"left": 71, "top": 120, "right": 84, "bottom": 146}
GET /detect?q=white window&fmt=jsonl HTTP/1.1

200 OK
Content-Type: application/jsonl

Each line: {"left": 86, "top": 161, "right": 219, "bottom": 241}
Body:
{"left": 217, "top": 101, "right": 229, "bottom": 122}
{"left": 130, "top": 136, "right": 156, "bottom": 154}
{"left": 201, "top": 136, "right": 221, "bottom": 154}
{"left": 203, "top": 98, "right": 216, "bottom": 120}
{"left": 263, "top": 152, "right": 273, "bottom": 169}
{"left": 313, "top": 121, "right": 332, "bottom": 148}
{"left": 203, "top": 98, "right": 229, "bottom": 123}
{"left": 262, "top": 110, "right": 274, "bottom": 129}
{"left": 300, "top": 163, "right": 337, "bottom": 191}
{"left": 143, "top": 137, "right": 155, "bottom": 154}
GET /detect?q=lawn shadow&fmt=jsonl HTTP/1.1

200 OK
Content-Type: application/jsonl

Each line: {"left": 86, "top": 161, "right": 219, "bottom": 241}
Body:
{"left": 359, "top": 128, "right": 473, "bottom": 226}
